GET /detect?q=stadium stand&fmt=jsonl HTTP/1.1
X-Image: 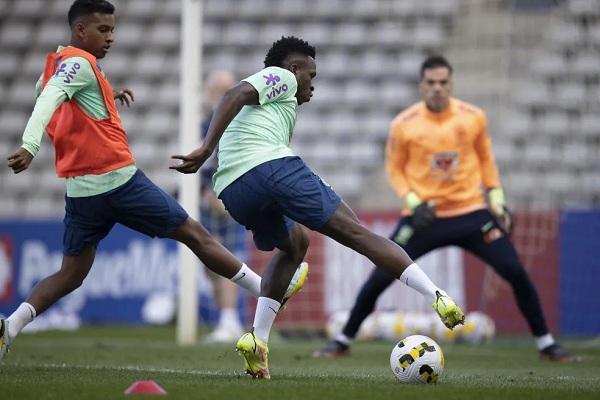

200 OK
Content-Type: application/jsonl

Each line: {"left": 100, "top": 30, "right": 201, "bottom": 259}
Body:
{"left": 0, "top": 0, "right": 598, "bottom": 217}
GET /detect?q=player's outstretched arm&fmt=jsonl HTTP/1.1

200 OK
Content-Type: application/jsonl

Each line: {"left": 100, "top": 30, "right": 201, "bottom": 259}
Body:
{"left": 170, "top": 82, "right": 259, "bottom": 174}
{"left": 7, "top": 148, "right": 34, "bottom": 174}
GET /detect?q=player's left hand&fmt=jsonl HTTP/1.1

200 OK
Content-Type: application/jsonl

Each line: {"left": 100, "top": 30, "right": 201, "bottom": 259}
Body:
{"left": 170, "top": 147, "right": 211, "bottom": 174}
{"left": 412, "top": 202, "right": 436, "bottom": 230}
{"left": 487, "top": 187, "right": 512, "bottom": 235}
{"left": 7, "top": 147, "right": 34, "bottom": 174}
{"left": 493, "top": 206, "right": 513, "bottom": 236}
{"left": 113, "top": 87, "right": 135, "bottom": 107}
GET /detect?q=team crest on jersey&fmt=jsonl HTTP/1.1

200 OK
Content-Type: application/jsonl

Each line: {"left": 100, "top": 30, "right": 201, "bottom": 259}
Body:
{"left": 430, "top": 152, "right": 459, "bottom": 181}
{"left": 263, "top": 73, "right": 281, "bottom": 86}
{"left": 432, "top": 152, "right": 458, "bottom": 171}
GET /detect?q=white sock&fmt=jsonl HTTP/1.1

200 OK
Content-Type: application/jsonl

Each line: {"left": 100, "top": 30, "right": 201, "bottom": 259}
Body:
{"left": 335, "top": 333, "right": 353, "bottom": 346}
{"left": 398, "top": 263, "right": 440, "bottom": 303}
{"left": 219, "top": 308, "right": 241, "bottom": 329}
{"left": 535, "top": 333, "right": 555, "bottom": 350}
{"left": 7, "top": 302, "right": 37, "bottom": 340}
{"left": 230, "top": 263, "right": 261, "bottom": 297}
{"left": 253, "top": 297, "right": 281, "bottom": 344}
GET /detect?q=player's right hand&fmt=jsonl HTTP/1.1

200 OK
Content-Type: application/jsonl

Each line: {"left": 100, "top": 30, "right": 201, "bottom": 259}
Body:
{"left": 411, "top": 202, "right": 436, "bottom": 230}
{"left": 7, "top": 147, "right": 33, "bottom": 174}
{"left": 170, "top": 147, "right": 211, "bottom": 174}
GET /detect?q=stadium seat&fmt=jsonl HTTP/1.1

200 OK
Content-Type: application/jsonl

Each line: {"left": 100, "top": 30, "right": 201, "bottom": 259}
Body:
{"left": 539, "top": 112, "right": 571, "bottom": 137}
{"left": 533, "top": 54, "right": 567, "bottom": 80}
{"left": 567, "top": 0, "right": 599, "bottom": 18}
{"left": 298, "top": 23, "right": 332, "bottom": 48}
{"left": 134, "top": 52, "right": 170, "bottom": 79}
{"left": 0, "top": 53, "right": 20, "bottom": 79}
{"left": 113, "top": 24, "right": 146, "bottom": 50}
{"left": 223, "top": 22, "right": 259, "bottom": 47}
{"left": 36, "top": 21, "right": 69, "bottom": 49}
{"left": 274, "top": 0, "right": 310, "bottom": 19}
{"left": 123, "top": 0, "right": 162, "bottom": 20}
{"left": 333, "top": 23, "right": 369, "bottom": 47}
{"left": 10, "top": 0, "right": 45, "bottom": 18}
{"left": 553, "top": 83, "right": 586, "bottom": 111}
{"left": 412, "top": 24, "right": 446, "bottom": 50}
{"left": 8, "top": 80, "right": 37, "bottom": 108}
{"left": 141, "top": 109, "right": 178, "bottom": 141}
{"left": 22, "top": 51, "right": 47, "bottom": 80}
{"left": 238, "top": 0, "right": 272, "bottom": 19}
{"left": 372, "top": 22, "right": 412, "bottom": 49}
{"left": 571, "top": 54, "right": 600, "bottom": 79}
{"left": 0, "top": 21, "right": 34, "bottom": 50}
{"left": 203, "top": 23, "right": 222, "bottom": 47}
{"left": 314, "top": 0, "right": 347, "bottom": 18}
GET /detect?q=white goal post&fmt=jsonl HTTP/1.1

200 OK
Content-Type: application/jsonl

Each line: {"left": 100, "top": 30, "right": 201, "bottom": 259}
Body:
{"left": 177, "top": 0, "right": 203, "bottom": 345}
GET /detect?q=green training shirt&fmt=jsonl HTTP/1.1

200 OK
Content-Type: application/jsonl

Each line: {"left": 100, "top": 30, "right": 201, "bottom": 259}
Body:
{"left": 212, "top": 66, "right": 298, "bottom": 195}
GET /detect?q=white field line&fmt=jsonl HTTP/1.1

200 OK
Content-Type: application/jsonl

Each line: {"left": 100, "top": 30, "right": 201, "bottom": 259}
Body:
{"left": 11, "top": 362, "right": 224, "bottom": 376}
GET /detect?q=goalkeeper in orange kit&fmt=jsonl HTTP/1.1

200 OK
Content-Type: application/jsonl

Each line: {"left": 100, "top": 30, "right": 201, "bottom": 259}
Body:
{"left": 315, "top": 55, "right": 580, "bottom": 363}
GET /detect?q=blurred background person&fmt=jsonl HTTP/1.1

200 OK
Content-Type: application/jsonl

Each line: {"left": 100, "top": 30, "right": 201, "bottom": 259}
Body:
{"left": 200, "top": 70, "right": 248, "bottom": 343}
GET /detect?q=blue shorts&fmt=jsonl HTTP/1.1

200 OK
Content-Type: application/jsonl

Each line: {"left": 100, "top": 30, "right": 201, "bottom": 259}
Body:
{"left": 219, "top": 156, "right": 341, "bottom": 251}
{"left": 63, "top": 169, "right": 189, "bottom": 256}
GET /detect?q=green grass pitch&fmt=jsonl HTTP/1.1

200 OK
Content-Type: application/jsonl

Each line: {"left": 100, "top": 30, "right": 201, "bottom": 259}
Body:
{"left": 1, "top": 327, "right": 598, "bottom": 400}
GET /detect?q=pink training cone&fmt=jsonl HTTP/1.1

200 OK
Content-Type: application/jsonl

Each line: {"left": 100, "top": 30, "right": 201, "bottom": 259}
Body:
{"left": 124, "top": 380, "right": 167, "bottom": 396}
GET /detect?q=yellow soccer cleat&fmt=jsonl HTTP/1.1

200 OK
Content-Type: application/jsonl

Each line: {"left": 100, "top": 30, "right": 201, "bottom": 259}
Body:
{"left": 0, "top": 319, "right": 10, "bottom": 362}
{"left": 432, "top": 291, "right": 465, "bottom": 329}
{"left": 235, "top": 332, "right": 270, "bottom": 379}
{"left": 281, "top": 261, "right": 309, "bottom": 308}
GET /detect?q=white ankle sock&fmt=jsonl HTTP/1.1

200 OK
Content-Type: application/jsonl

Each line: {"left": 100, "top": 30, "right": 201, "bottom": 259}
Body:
{"left": 230, "top": 263, "right": 261, "bottom": 297}
{"left": 335, "top": 333, "right": 353, "bottom": 346}
{"left": 535, "top": 333, "right": 555, "bottom": 350}
{"left": 7, "top": 302, "right": 37, "bottom": 340}
{"left": 398, "top": 263, "right": 440, "bottom": 303}
{"left": 253, "top": 297, "right": 281, "bottom": 344}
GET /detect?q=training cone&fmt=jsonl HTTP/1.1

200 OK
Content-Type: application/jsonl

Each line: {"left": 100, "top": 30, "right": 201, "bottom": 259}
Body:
{"left": 124, "top": 380, "right": 167, "bottom": 396}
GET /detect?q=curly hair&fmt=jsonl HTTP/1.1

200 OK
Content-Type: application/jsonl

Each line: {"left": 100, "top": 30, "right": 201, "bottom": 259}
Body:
{"left": 264, "top": 36, "right": 316, "bottom": 68}
{"left": 68, "top": 0, "right": 115, "bottom": 27}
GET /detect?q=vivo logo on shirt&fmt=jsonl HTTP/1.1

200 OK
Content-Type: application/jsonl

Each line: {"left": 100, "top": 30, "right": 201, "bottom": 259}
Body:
{"left": 266, "top": 84, "right": 288, "bottom": 100}
{"left": 55, "top": 62, "right": 81, "bottom": 83}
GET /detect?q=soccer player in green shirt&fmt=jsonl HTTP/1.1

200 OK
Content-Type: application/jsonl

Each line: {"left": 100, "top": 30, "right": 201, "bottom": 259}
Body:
{"left": 0, "top": 0, "right": 306, "bottom": 363}
{"left": 171, "top": 36, "right": 466, "bottom": 379}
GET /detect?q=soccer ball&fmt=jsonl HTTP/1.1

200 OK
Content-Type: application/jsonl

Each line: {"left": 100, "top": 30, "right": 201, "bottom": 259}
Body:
{"left": 390, "top": 334, "right": 444, "bottom": 384}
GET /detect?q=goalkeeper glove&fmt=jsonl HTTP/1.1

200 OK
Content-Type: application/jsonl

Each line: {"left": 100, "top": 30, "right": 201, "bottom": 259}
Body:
{"left": 405, "top": 192, "right": 436, "bottom": 231}
{"left": 488, "top": 187, "right": 513, "bottom": 235}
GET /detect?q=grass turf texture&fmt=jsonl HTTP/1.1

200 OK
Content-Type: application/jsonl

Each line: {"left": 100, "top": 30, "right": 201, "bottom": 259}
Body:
{"left": 1, "top": 327, "right": 598, "bottom": 400}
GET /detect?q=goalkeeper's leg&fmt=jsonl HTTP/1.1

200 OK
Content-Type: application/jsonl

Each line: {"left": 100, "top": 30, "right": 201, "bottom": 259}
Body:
{"left": 462, "top": 212, "right": 580, "bottom": 362}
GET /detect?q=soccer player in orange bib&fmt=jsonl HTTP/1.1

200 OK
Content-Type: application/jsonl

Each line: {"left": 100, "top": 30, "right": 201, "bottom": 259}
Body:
{"left": 316, "top": 55, "right": 580, "bottom": 363}
{"left": 1, "top": 0, "right": 308, "bottom": 362}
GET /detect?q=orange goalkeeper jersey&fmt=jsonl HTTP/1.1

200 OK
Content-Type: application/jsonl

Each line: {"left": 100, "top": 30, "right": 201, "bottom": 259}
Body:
{"left": 386, "top": 98, "right": 501, "bottom": 217}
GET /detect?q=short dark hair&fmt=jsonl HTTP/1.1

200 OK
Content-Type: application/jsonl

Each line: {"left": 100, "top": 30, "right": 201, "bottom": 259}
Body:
{"left": 68, "top": 0, "right": 115, "bottom": 27}
{"left": 264, "top": 36, "right": 316, "bottom": 68}
{"left": 420, "top": 55, "right": 453, "bottom": 79}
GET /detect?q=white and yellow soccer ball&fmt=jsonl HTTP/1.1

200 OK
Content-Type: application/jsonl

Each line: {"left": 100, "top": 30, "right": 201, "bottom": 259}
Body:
{"left": 390, "top": 335, "right": 444, "bottom": 384}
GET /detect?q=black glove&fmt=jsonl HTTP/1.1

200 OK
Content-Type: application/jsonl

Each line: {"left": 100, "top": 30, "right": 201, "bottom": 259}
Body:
{"left": 411, "top": 203, "right": 436, "bottom": 231}
{"left": 493, "top": 206, "right": 513, "bottom": 236}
